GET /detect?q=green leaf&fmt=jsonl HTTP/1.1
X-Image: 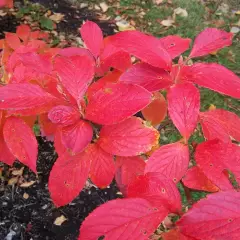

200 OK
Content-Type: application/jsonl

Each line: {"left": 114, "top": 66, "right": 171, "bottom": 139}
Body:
{"left": 40, "top": 17, "right": 54, "bottom": 30}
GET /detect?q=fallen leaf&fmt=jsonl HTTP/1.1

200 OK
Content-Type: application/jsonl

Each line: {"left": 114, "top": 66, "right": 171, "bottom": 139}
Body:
{"left": 100, "top": 2, "right": 109, "bottom": 12}
{"left": 23, "top": 192, "right": 29, "bottom": 199}
{"left": 116, "top": 20, "right": 135, "bottom": 31}
{"left": 49, "top": 13, "right": 65, "bottom": 23}
{"left": 173, "top": 7, "right": 188, "bottom": 18}
{"left": 20, "top": 181, "right": 36, "bottom": 188}
{"left": 161, "top": 19, "right": 175, "bottom": 27}
{"left": 54, "top": 215, "right": 67, "bottom": 226}
{"left": 8, "top": 177, "right": 18, "bottom": 185}
{"left": 0, "top": 10, "right": 7, "bottom": 17}
{"left": 235, "top": 10, "right": 240, "bottom": 15}
{"left": 12, "top": 167, "right": 24, "bottom": 176}
{"left": 153, "top": 0, "right": 164, "bottom": 4}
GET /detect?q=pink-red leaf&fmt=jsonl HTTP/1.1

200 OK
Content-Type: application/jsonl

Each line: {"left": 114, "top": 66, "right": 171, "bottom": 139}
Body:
{"left": 3, "top": 117, "right": 38, "bottom": 173}
{"left": 5, "top": 32, "right": 21, "bottom": 50}
{"left": 120, "top": 62, "right": 172, "bottom": 92}
{"left": 182, "top": 166, "right": 219, "bottom": 193}
{"left": 78, "top": 198, "right": 168, "bottom": 240}
{"left": 177, "top": 190, "right": 240, "bottom": 240}
{"left": 195, "top": 139, "right": 239, "bottom": 190}
{"left": 88, "top": 143, "right": 115, "bottom": 188}
{"left": 0, "top": 133, "right": 15, "bottom": 166}
{"left": 142, "top": 92, "right": 167, "bottom": 126}
{"left": 167, "top": 83, "right": 200, "bottom": 140}
{"left": 159, "top": 35, "right": 191, "bottom": 59}
{"left": 181, "top": 63, "right": 240, "bottom": 99}
{"left": 127, "top": 172, "right": 182, "bottom": 213}
{"left": 16, "top": 25, "right": 31, "bottom": 42}
{"left": 59, "top": 47, "right": 93, "bottom": 59}
{"left": 98, "top": 117, "right": 159, "bottom": 156}
{"left": 54, "top": 55, "right": 95, "bottom": 103}
{"left": 200, "top": 109, "right": 240, "bottom": 142}
{"left": 48, "top": 151, "right": 91, "bottom": 207}
{"left": 189, "top": 28, "right": 233, "bottom": 58}
{"left": 145, "top": 142, "right": 189, "bottom": 183}
{"left": 0, "top": 83, "right": 59, "bottom": 114}
{"left": 39, "top": 113, "right": 57, "bottom": 139}
{"left": 80, "top": 20, "right": 103, "bottom": 58}
{"left": 162, "top": 228, "right": 197, "bottom": 240}
{"left": 109, "top": 30, "right": 172, "bottom": 70}
{"left": 85, "top": 83, "right": 152, "bottom": 125}
{"left": 48, "top": 105, "right": 80, "bottom": 126}
{"left": 60, "top": 120, "right": 93, "bottom": 154}
{"left": 115, "top": 156, "right": 146, "bottom": 195}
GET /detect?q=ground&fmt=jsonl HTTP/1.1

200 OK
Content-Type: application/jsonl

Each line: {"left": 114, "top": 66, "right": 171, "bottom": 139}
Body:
{"left": 0, "top": 0, "right": 239, "bottom": 239}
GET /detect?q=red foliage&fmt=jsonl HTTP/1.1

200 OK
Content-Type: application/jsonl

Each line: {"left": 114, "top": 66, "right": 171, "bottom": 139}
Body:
{"left": 0, "top": 21, "right": 239, "bottom": 240}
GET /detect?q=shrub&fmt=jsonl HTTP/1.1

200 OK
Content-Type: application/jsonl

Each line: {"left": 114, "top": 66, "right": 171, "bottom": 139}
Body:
{"left": 0, "top": 21, "right": 239, "bottom": 240}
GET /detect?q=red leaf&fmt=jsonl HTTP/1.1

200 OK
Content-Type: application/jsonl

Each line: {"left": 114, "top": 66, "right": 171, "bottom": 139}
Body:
{"left": 60, "top": 120, "right": 93, "bottom": 154}
{"left": 3, "top": 117, "right": 38, "bottom": 173}
{"left": 80, "top": 21, "right": 103, "bottom": 58}
{"left": 200, "top": 109, "right": 240, "bottom": 142}
{"left": 120, "top": 62, "right": 172, "bottom": 92}
{"left": 78, "top": 198, "right": 168, "bottom": 240}
{"left": 59, "top": 47, "right": 93, "bottom": 59}
{"left": 127, "top": 172, "right": 181, "bottom": 213}
{"left": 115, "top": 156, "right": 146, "bottom": 195}
{"left": 98, "top": 117, "right": 159, "bottom": 156}
{"left": 195, "top": 139, "right": 238, "bottom": 190}
{"left": 39, "top": 113, "right": 57, "bottom": 138}
{"left": 5, "top": 32, "right": 21, "bottom": 50}
{"left": 16, "top": 25, "right": 31, "bottom": 42}
{"left": 162, "top": 228, "right": 197, "bottom": 240}
{"left": 86, "top": 69, "right": 122, "bottom": 98}
{"left": 181, "top": 63, "right": 240, "bottom": 99}
{"left": 109, "top": 30, "right": 172, "bottom": 70}
{"left": 177, "top": 190, "right": 240, "bottom": 240}
{"left": 159, "top": 35, "right": 191, "bottom": 59}
{"left": 182, "top": 166, "right": 219, "bottom": 193}
{"left": 54, "top": 55, "right": 95, "bottom": 103}
{"left": 48, "top": 151, "right": 91, "bottom": 207}
{"left": 85, "top": 83, "right": 152, "bottom": 125}
{"left": 88, "top": 143, "right": 115, "bottom": 188}
{"left": 0, "top": 133, "right": 15, "bottom": 166}
{"left": 167, "top": 83, "right": 200, "bottom": 140}
{"left": 189, "top": 28, "right": 233, "bottom": 58}
{"left": 48, "top": 105, "right": 80, "bottom": 126}
{"left": 145, "top": 142, "right": 189, "bottom": 183}
{"left": 142, "top": 92, "right": 167, "bottom": 126}
{"left": 0, "top": 83, "right": 59, "bottom": 114}
{"left": 54, "top": 127, "right": 67, "bottom": 157}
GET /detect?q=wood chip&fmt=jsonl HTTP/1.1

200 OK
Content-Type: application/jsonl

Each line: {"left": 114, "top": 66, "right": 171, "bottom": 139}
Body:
{"left": 20, "top": 181, "right": 36, "bottom": 188}
{"left": 54, "top": 215, "right": 67, "bottom": 226}
{"left": 23, "top": 192, "right": 29, "bottom": 199}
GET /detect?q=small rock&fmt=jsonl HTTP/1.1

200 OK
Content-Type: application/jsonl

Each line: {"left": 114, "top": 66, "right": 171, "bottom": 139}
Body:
{"left": 230, "top": 26, "right": 240, "bottom": 34}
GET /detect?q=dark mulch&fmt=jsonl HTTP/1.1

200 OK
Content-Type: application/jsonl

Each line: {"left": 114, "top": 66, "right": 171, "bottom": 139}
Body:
{"left": 0, "top": 137, "right": 119, "bottom": 240}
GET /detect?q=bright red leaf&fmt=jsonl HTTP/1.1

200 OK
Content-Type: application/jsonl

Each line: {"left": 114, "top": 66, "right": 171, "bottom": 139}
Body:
{"left": 85, "top": 83, "right": 152, "bottom": 125}
{"left": 182, "top": 166, "right": 219, "bottom": 193}
{"left": 38, "top": 113, "right": 57, "bottom": 138}
{"left": 195, "top": 139, "right": 240, "bottom": 190}
{"left": 109, "top": 30, "right": 172, "bottom": 70}
{"left": 87, "top": 143, "right": 115, "bottom": 188}
{"left": 80, "top": 20, "right": 103, "bottom": 58}
{"left": 159, "top": 35, "right": 191, "bottom": 59}
{"left": 16, "top": 25, "right": 31, "bottom": 42}
{"left": 142, "top": 92, "right": 167, "bottom": 126}
{"left": 167, "top": 83, "right": 200, "bottom": 140}
{"left": 115, "top": 156, "right": 146, "bottom": 195}
{"left": 0, "top": 83, "right": 59, "bottom": 114}
{"left": 54, "top": 55, "right": 95, "bottom": 103}
{"left": 3, "top": 117, "right": 38, "bottom": 173}
{"left": 48, "top": 151, "right": 91, "bottom": 207}
{"left": 177, "top": 190, "right": 240, "bottom": 240}
{"left": 48, "top": 105, "right": 80, "bottom": 126}
{"left": 5, "top": 32, "right": 21, "bottom": 50}
{"left": 98, "top": 116, "right": 159, "bottom": 156}
{"left": 181, "top": 63, "right": 240, "bottom": 99}
{"left": 78, "top": 198, "right": 168, "bottom": 240}
{"left": 59, "top": 47, "right": 93, "bottom": 59}
{"left": 119, "top": 62, "right": 172, "bottom": 92}
{"left": 189, "top": 28, "right": 233, "bottom": 58}
{"left": 127, "top": 172, "right": 182, "bottom": 213}
{"left": 60, "top": 120, "right": 93, "bottom": 154}
{"left": 200, "top": 109, "right": 240, "bottom": 142}
{"left": 0, "top": 133, "right": 15, "bottom": 166}
{"left": 54, "top": 127, "right": 67, "bottom": 157}
{"left": 145, "top": 142, "right": 189, "bottom": 183}
{"left": 162, "top": 228, "right": 197, "bottom": 240}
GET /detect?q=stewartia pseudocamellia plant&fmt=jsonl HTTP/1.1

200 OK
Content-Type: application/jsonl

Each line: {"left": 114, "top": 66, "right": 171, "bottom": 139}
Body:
{"left": 0, "top": 21, "right": 240, "bottom": 239}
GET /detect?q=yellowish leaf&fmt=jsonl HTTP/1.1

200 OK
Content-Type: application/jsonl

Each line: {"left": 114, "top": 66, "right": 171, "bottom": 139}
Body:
{"left": 12, "top": 167, "right": 24, "bottom": 176}
{"left": 20, "top": 181, "right": 36, "bottom": 188}
{"left": 49, "top": 13, "right": 65, "bottom": 23}
{"left": 54, "top": 215, "right": 67, "bottom": 226}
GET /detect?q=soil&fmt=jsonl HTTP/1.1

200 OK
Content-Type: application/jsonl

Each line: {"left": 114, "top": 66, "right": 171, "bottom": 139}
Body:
{"left": 0, "top": 137, "right": 120, "bottom": 240}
